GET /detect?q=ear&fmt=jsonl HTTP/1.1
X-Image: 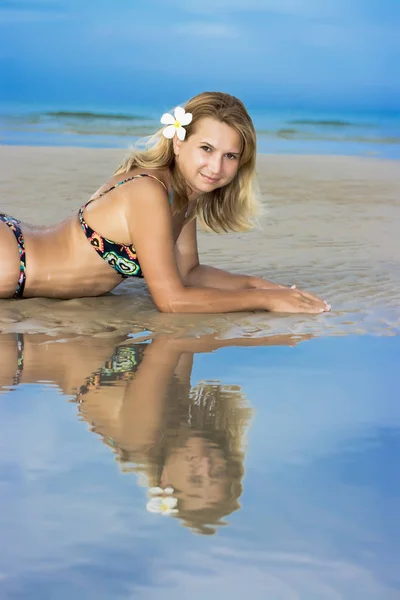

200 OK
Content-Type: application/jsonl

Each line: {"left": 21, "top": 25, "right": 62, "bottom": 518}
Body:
{"left": 173, "top": 136, "right": 182, "bottom": 156}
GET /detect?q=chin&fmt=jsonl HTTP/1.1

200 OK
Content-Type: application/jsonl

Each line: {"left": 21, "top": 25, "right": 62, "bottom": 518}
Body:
{"left": 200, "top": 176, "right": 224, "bottom": 190}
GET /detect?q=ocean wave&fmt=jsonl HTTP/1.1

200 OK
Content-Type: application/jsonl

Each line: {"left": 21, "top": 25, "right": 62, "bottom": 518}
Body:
{"left": 286, "top": 119, "right": 370, "bottom": 128}
{"left": 258, "top": 129, "right": 400, "bottom": 144}
{"left": 46, "top": 126, "right": 155, "bottom": 137}
{"left": 44, "top": 110, "right": 149, "bottom": 121}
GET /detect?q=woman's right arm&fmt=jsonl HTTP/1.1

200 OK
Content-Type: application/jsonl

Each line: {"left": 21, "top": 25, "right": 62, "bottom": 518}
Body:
{"left": 126, "top": 179, "right": 329, "bottom": 314}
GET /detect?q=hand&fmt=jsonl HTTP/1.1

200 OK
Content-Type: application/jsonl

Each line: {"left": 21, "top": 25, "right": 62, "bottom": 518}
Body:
{"left": 262, "top": 287, "right": 331, "bottom": 314}
{"left": 250, "top": 276, "right": 287, "bottom": 290}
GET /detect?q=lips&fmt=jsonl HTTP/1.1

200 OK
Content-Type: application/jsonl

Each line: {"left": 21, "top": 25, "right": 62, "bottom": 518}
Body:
{"left": 201, "top": 174, "right": 219, "bottom": 183}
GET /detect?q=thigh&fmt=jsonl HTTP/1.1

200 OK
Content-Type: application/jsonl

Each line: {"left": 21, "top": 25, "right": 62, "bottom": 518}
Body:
{"left": 0, "top": 220, "right": 20, "bottom": 298}
{"left": 0, "top": 333, "right": 20, "bottom": 386}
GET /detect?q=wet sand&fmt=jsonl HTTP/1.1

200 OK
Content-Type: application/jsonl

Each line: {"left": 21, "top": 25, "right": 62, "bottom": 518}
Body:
{"left": 0, "top": 145, "right": 399, "bottom": 338}
{"left": 1, "top": 146, "right": 399, "bottom": 596}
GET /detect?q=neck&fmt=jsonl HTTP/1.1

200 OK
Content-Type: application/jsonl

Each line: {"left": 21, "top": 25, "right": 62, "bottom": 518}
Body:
{"left": 171, "top": 165, "right": 202, "bottom": 202}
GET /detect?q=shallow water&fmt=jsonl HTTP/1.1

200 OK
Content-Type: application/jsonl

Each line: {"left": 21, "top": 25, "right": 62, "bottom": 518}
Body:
{"left": 1, "top": 104, "right": 399, "bottom": 158}
{"left": 0, "top": 332, "right": 399, "bottom": 599}
{"left": 0, "top": 149, "right": 399, "bottom": 339}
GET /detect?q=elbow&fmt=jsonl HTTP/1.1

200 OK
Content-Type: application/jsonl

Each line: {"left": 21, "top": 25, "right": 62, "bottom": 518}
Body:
{"left": 153, "top": 292, "right": 186, "bottom": 314}
{"left": 181, "top": 264, "right": 199, "bottom": 287}
{"left": 156, "top": 303, "right": 182, "bottom": 314}
{"left": 156, "top": 301, "right": 175, "bottom": 313}
{"left": 156, "top": 299, "right": 185, "bottom": 314}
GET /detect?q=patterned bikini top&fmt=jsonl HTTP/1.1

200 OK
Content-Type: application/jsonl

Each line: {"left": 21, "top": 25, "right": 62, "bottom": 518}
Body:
{"left": 79, "top": 173, "right": 170, "bottom": 278}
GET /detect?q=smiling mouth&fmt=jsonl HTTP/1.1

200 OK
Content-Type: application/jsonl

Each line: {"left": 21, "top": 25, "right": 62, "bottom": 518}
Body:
{"left": 201, "top": 174, "right": 219, "bottom": 183}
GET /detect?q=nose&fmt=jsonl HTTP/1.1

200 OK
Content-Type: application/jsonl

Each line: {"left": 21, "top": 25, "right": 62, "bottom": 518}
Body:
{"left": 208, "top": 153, "right": 222, "bottom": 176}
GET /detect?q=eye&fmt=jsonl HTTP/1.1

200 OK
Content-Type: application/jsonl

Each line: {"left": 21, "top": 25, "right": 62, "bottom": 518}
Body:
{"left": 211, "top": 466, "right": 227, "bottom": 478}
{"left": 226, "top": 153, "right": 238, "bottom": 160}
{"left": 189, "top": 475, "right": 203, "bottom": 485}
{"left": 201, "top": 145, "right": 212, "bottom": 152}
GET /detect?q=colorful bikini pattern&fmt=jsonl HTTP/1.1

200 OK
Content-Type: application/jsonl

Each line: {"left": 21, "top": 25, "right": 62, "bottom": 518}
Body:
{"left": 0, "top": 213, "right": 27, "bottom": 298}
{"left": 78, "top": 174, "right": 168, "bottom": 279}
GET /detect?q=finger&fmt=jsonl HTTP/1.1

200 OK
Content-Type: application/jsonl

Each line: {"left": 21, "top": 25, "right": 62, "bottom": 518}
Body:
{"left": 296, "top": 289, "right": 324, "bottom": 303}
{"left": 304, "top": 299, "right": 331, "bottom": 312}
{"left": 297, "top": 289, "right": 330, "bottom": 310}
{"left": 285, "top": 305, "right": 325, "bottom": 314}
{"left": 292, "top": 290, "right": 323, "bottom": 306}
{"left": 296, "top": 296, "right": 329, "bottom": 313}
{"left": 299, "top": 302, "right": 327, "bottom": 314}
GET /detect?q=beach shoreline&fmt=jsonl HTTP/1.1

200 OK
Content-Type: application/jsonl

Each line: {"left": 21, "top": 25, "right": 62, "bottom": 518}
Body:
{"left": 0, "top": 145, "right": 399, "bottom": 338}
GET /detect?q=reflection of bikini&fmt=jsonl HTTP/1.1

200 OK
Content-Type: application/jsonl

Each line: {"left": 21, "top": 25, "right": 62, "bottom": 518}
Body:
{"left": 1, "top": 333, "right": 25, "bottom": 386}
{"left": 2, "top": 173, "right": 169, "bottom": 298}
{"left": 79, "top": 173, "right": 170, "bottom": 278}
{"left": 74, "top": 344, "right": 146, "bottom": 404}
{"left": 73, "top": 344, "right": 145, "bottom": 449}
{"left": 10, "top": 336, "right": 145, "bottom": 403}
{"left": 0, "top": 214, "right": 27, "bottom": 298}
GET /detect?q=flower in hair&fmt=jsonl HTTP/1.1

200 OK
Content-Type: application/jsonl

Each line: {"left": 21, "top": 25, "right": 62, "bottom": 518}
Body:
{"left": 161, "top": 107, "right": 192, "bottom": 141}
{"left": 146, "top": 486, "right": 178, "bottom": 516}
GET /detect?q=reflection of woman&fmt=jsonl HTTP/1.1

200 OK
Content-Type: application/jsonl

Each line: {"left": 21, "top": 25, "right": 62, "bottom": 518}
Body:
{"left": 124, "top": 376, "right": 251, "bottom": 536}
{"left": 0, "top": 331, "right": 309, "bottom": 534}
{"left": 0, "top": 332, "right": 124, "bottom": 395}
{"left": 73, "top": 334, "right": 308, "bottom": 534}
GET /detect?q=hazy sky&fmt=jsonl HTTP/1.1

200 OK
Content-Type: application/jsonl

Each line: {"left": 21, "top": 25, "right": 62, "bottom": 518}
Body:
{"left": 1, "top": 0, "right": 399, "bottom": 111}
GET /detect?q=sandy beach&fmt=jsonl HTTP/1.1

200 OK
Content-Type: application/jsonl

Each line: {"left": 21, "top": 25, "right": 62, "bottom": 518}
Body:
{"left": 1, "top": 146, "right": 399, "bottom": 597}
{"left": 0, "top": 145, "right": 399, "bottom": 338}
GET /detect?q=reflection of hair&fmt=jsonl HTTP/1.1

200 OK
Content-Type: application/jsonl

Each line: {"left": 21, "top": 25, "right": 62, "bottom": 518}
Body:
{"left": 178, "top": 381, "right": 252, "bottom": 535}
{"left": 118, "top": 378, "right": 252, "bottom": 536}
{"left": 115, "top": 91, "right": 259, "bottom": 233}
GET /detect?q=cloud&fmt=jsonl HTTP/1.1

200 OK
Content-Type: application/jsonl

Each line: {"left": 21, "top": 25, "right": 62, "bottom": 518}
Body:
{"left": 133, "top": 547, "right": 398, "bottom": 600}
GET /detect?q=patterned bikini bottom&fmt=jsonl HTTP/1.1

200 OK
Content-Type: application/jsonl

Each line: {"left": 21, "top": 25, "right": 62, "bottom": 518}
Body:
{"left": 0, "top": 213, "right": 26, "bottom": 298}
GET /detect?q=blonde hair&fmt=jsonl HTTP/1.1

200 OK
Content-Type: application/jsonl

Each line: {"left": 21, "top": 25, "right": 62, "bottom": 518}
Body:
{"left": 74, "top": 341, "right": 252, "bottom": 535}
{"left": 114, "top": 91, "right": 259, "bottom": 233}
{"left": 117, "top": 378, "right": 252, "bottom": 535}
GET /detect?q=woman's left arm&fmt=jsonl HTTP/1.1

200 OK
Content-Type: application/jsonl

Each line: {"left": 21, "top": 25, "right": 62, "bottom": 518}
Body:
{"left": 175, "top": 218, "right": 284, "bottom": 291}
{"left": 186, "top": 265, "right": 283, "bottom": 290}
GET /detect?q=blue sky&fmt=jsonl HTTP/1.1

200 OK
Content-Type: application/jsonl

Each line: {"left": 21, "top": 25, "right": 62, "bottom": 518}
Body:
{"left": 1, "top": 0, "right": 399, "bottom": 111}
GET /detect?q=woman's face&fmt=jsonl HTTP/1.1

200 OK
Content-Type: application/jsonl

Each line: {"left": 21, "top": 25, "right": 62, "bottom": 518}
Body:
{"left": 162, "top": 436, "right": 229, "bottom": 511}
{"left": 173, "top": 117, "right": 242, "bottom": 197}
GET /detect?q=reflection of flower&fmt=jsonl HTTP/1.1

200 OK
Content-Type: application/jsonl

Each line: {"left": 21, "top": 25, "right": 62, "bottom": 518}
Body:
{"left": 161, "top": 107, "right": 192, "bottom": 141}
{"left": 146, "top": 486, "right": 178, "bottom": 516}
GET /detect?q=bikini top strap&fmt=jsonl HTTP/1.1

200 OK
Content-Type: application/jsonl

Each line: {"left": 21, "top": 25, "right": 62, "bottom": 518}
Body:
{"left": 85, "top": 173, "right": 169, "bottom": 207}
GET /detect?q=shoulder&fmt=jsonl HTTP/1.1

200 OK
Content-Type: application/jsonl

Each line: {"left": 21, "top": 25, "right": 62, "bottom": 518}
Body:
{"left": 120, "top": 170, "right": 174, "bottom": 229}
{"left": 114, "top": 167, "right": 171, "bottom": 197}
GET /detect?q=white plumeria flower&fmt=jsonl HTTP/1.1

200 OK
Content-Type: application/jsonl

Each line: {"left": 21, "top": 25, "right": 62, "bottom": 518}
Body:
{"left": 160, "top": 106, "right": 192, "bottom": 141}
{"left": 146, "top": 496, "right": 178, "bottom": 515}
{"left": 146, "top": 486, "right": 178, "bottom": 516}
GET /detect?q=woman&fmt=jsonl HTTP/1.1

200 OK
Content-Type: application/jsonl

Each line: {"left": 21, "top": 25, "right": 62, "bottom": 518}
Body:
{"left": 0, "top": 92, "right": 330, "bottom": 314}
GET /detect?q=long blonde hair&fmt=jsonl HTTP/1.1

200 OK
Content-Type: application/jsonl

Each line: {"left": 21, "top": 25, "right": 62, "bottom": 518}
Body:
{"left": 117, "top": 377, "right": 252, "bottom": 535}
{"left": 115, "top": 91, "right": 259, "bottom": 233}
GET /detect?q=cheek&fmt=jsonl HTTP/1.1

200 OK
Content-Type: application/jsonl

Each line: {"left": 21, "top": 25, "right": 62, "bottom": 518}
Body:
{"left": 225, "top": 161, "right": 239, "bottom": 178}
{"left": 181, "top": 149, "right": 205, "bottom": 174}
{"left": 194, "top": 150, "right": 207, "bottom": 166}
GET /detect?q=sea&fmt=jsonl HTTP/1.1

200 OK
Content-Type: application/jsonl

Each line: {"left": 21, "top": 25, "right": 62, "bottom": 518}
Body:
{"left": 0, "top": 101, "right": 399, "bottom": 159}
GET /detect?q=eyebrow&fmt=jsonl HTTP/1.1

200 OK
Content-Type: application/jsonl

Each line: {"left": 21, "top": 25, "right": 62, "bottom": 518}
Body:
{"left": 199, "top": 142, "right": 240, "bottom": 155}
